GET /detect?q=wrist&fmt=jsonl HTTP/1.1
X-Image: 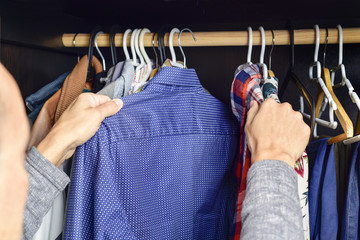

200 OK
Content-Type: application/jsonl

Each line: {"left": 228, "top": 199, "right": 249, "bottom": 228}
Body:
{"left": 251, "top": 149, "right": 296, "bottom": 168}
{"left": 37, "top": 126, "right": 74, "bottom": 167}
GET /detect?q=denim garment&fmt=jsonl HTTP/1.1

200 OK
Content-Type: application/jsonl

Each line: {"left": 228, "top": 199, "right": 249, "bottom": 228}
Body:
{"left": 341, "top": 142, "right": 360, "bottom": 239}
{"left": 307, "top": 139, "right": 338, "bottom": 240}
{"left": 25, "top": 72, "right": 69, "bottom": 111}
{"left": 64, "top": 67, "right": 239, "bottom": 239}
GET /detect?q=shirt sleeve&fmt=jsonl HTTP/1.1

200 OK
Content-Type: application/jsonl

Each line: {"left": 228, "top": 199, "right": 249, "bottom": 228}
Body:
{"left": 241, "top": 159, "right": 304, "bottom": 240}
{"left": 22, "top": 147, "right": 70, "bottom": 240}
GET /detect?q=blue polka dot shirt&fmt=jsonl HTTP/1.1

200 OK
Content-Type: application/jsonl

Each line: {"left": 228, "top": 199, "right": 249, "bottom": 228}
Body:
{"left": 64, "top": 67, "right": 239, "bottom": 239}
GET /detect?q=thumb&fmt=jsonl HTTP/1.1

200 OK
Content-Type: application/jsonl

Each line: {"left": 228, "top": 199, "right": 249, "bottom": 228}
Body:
{"left": 95, "top": 98, "right": 123, "bottom": 119}
{"left": 246, "top": 100, "right": 260, "bottom": 124}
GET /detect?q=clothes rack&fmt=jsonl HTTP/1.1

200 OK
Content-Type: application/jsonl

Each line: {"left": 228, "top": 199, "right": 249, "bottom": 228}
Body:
{"left": 63, "top": 28, "right": 360, "bottom": 47}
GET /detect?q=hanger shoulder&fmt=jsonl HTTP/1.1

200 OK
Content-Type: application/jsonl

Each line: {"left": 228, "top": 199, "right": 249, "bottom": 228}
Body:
{"left": 315, "top": 84, "right": 325, "bottom": 117}
{"left": 322, "top": 67, "right": 353, "bottom": 142}
{"left": 355, "top": 113, "right": 360, "bottom": 135}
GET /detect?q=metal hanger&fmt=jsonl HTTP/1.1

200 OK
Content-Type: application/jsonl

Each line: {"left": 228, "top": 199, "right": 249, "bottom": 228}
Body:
{"left": 72, "top": 33, "right": 80, "bottom": 63}
{"left": 169, "top": 28, "right": 184, "bottom": 68}
{"left": 157, "top": 26, "right": 168, "bottom": 65}
{"left": 178, "top": 28, "right": 196, "bottom": 68}
{"left": 152, "top": 32, "right": 159, "bottom": 69}
{"left": 258, "top": 26, "right": 268, "bottom": 81}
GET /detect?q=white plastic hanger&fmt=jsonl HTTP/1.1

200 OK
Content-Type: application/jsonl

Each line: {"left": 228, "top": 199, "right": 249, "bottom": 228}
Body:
{"left": 94, "top": 31, "right": 106, "bottom": 71}
{"left": 258, "top": 26, "right": 268, "bottom": 81}
{"left": 301, "top": 25, "right": 338, "bottom": 135}
{"left": 135, "top": 28, "right": 145, "bottom": 71}
{"left": 130, "top": 29, "right": 140, "bottom": 66}
{"left": 139, "top": 28, "right": 153, "bottom": 80}
{"left": 331, "top": 25, "right": 360, "bottom": 110}
{"left": 123, "top": 29, "right": 132, "bottom": 60}
{"left": 247, "top": 27, "right": 253, "bottom": 64}
{"left": 178, "top": 28, "right": 196, "bottom": 68}
{"left": 169, "top": 28, "right": 184, "bottom": 68}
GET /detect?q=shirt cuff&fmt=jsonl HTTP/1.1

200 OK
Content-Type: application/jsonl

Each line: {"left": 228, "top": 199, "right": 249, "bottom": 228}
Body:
{"left": 26, "top": 146, "right": 70, "bottom": 190}
{"left": 247, "top": 159, "right": 298, "bottom": 187}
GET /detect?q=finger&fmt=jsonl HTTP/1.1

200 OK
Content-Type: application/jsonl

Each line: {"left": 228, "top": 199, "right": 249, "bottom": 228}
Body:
{"left": 90, "top": 93, "right": 112, "bottom": 106}
{"left": 246, "top": 100, "right": 260, "bottom": 124}
{"left": 95, "top": 98, "right": 123, "bottom": 119}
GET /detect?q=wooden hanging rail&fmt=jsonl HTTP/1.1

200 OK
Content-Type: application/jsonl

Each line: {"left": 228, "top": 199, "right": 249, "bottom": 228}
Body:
{"left": 63, "top": 28, "right": 360, "bottom": 47}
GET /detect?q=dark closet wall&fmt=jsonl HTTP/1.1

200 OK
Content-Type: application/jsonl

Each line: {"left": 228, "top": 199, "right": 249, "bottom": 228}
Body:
{"left": 1, "top": 0, "right": 360, "bottom": 136}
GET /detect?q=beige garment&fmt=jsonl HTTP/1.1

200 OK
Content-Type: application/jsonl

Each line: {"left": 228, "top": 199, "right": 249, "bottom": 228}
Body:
{"left": 27, "top": 55, "right": 102, "bottom": 150}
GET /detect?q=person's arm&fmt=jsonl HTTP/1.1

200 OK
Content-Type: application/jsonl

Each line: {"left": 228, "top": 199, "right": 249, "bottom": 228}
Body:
{"left": 0, "top": 63, "right": 29, "bottom": 240}
{"left": 23, "top": 93, "right": 123, "bottom": 239}
{"left": 241, "top": 99, "right": 310, "bottom": 239}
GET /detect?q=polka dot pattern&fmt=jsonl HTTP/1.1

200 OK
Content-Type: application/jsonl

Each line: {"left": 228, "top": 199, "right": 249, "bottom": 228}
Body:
{"left": 64, "top": 67, "right": 239, "bottom": 239}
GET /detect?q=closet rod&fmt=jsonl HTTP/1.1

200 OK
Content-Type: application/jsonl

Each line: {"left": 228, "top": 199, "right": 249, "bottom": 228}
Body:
{"left": 63, "top": 28, "right": 360, "bottom": 47}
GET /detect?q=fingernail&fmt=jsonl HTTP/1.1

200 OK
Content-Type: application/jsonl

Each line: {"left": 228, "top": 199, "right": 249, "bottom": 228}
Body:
{"left": 113, "top": 99, "right": 123, "bottom": 108}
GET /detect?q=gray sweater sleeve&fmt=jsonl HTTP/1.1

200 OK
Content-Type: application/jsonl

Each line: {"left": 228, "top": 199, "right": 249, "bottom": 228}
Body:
{"left": 23, "top": 147, "right": 70, "bottom": 240}
{"left": 241, "top": 160, "right": 304, "bottom": 240}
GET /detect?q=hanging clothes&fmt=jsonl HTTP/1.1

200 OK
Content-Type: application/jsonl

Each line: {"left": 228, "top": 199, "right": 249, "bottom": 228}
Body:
{"left": 28, "top": 55, "right": 102, "bottom": 150}
{"left": 230, "top": 64, "right": 309, "bottom": 239}
{"left": 341, "top": 141, "right": 360, "bottom": 239}
{"left": 263, "top": 70, "right": 310, "bottom": 240}
{"left": 26, "top": 72, "right": 70, "bottom": 126}
{"left": 307, "top": 138, "right": 338, "bottom": 240}
{"left": 97, "top": 60, "right": 134, "bottom": 99}
{"left": 28, "top": 55, "right": 103, "bottom": 240}
{"left": 129, "top": 64, "right": 152, "bottom": 94}
{"left": 333, "top": 141, "right": 352, "bottom": 239}
{"left": 64, "top": 66, "right": 239, "bottom": 239}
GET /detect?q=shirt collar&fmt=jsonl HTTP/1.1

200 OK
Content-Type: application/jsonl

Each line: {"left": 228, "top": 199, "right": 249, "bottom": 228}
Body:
{"left": 143, "top": 67, "right": 202, "bottom": 90}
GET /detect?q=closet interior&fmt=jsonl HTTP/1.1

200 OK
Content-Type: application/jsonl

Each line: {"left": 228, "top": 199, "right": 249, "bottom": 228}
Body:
{"left": 1, "top": 0, "right": 360, "bottom": 239}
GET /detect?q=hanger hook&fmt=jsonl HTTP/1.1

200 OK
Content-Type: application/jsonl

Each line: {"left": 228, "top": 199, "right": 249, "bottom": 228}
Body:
{"left": 268, "top": 30, "right": 275, "bottom": 70}
{"left": 337, "top": 25, "right": 343, "bottom": 65}
{"left": 178, "top": 28, "right": 196, "bottom": 68}
{"left": 72, "top": 33, "right": 80, "bottom": 63}
{"left": 259, "top": 26, "right": 266, "bottom": 64}
{"left": 152, "top": 32, "right": 159, "bottom": 69}
{"left": 247, "top": 27, "right": 253, "bottom": 64}
{"left": 123, "top": 29, "right": 132, "bottom": 60}
{"left": 94, "top": 31, "right": 106, "bottom": 71}
{"left": 314, "top": 25, "right": 320, "bottom": 63}
{"left": 134, "top": 28, "right": 144, "bottom": 66}
{"left": 72, "top": 33, "right": 78, "bottom": 47}
{"left": 169, "top": 28, "right": 180, "bottom": 63}
{"left": 323, "top": 28, "right": 329, "bottom": 67}
{"left": 258, "top": 26, "right": 268, "bottom": 81}
{"left": 130, "top": 29, "right": 139, "bottom": 65}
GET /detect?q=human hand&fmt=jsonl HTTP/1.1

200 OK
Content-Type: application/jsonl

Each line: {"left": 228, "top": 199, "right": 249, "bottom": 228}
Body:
{"left": 0, "top": 63, "right": 29, "bottom": 240}
{"left": 245, "top": 98, "right": 310, "bottom": 168}
{"left": 37, "top": 93, "right": 123, "bottom": 167}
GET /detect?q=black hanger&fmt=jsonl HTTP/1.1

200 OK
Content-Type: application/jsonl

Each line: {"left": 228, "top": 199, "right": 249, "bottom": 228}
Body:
{"left": 157, "top": 25, "right": 174, "bottom": 65}
{"left": 278, "top": 27, "right": 316, "bottom": 138}
{"left": 110, "top": 25, "right": 122, "bottom": 66}
{"left": 86, "top": 25, "right": 102, "bottom": 82}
